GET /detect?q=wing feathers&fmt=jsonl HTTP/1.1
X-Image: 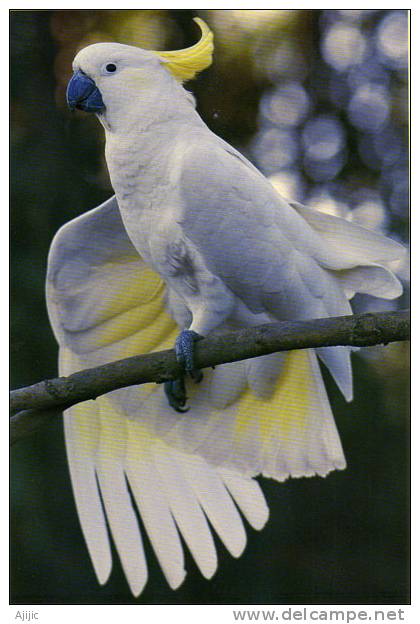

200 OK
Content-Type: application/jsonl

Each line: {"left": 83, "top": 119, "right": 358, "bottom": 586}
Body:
{"left": 94, "top": 461, "right": 148, "bottom": 596}
{"left": 60, "top": 348, "right": 113, "bottom": 586}
{"left": 175, "top": 451, "right": 247, "bottom": 558}
{"left": 152, "top": 442, "right": 218, "bottom": 579}
{"left": 95, "top": 400, "right": 148, "bottom": 597}
{"left": 290, "top": 200, "right": 406, "bottom": 267}
{"left": 336, "top": 264, "right": 403, "bottom": 300}
{"left": 64, "top": 408, "right": 112, "bottom": 586}
{"left": 124, "top": 421, "right": 186, "bottom": 590}
{"left": 218, "top": 470, "right": 269, "bottom": 530}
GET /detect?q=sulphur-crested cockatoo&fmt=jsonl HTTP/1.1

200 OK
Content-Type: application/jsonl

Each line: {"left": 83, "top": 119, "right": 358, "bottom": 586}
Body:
{"left": 46, "top": 18, "right": 405, "bottom": 596}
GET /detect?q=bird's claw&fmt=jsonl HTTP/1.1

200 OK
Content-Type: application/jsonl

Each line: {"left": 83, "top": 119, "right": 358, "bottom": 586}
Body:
{"left": 165, "top": 330, "right": 203, "bottom": 412}
{"left": 164, "top": 378, "right": 189, "bottom": 413}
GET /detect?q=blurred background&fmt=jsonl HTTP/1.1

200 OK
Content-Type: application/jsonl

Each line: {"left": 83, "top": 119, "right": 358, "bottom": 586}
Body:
{"left": 10, "top": 9, "right": 409, "bottom": 605}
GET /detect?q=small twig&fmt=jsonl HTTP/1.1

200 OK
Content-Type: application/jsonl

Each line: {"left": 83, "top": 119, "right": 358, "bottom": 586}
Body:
{"left": 10, "top": 310, "right": 409, "bottom": 445}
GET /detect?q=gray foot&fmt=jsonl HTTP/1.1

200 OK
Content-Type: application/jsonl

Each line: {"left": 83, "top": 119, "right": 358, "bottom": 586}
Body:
{"left": 175, "top": 329, "right": 202, "bottom": 372}
{"left": 165, "top": 330, "right": 203, "bottom": 412}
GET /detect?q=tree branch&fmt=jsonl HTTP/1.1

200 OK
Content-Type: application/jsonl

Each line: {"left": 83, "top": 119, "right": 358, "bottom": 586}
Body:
{"left": 10, "top": 309, "right": 409, "bottom": 445}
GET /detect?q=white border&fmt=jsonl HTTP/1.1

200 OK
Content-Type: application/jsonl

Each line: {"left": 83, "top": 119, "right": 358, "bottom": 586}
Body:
{"left": 6, "top": 3, "right": 414, "bottom": 620}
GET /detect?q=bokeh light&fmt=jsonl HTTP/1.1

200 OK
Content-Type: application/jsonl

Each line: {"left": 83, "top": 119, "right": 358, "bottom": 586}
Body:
{"left": 375, "top": 10, "right": 408, "bottom": 69}
{"left": 259, "top": 81, "right": 311, "bottom": 127}
{"left": 269, "top": 170, "right": 306, "bottom": 202}
{"left": 305, "top": 187, "right": 349, "bottom": 218}
{"left": 321, "top": 22, "right": 367, "bottom": 71}
{"left": 301, "top": 115, "right": 346, "bottom": 181}
{"left": 251, "top": 127, "right": 299, "bottom": 174}
{"left": 301, "top": 115, "right": 345, "bottom": 161}
{"left": 349, "top": 193, "right": 388, "bottom": 232}
{"left": 249, "top": 8, "right": 408, "bottom": 296}
{"left": 347, "top": 83, "right": 390, "bottom": 132}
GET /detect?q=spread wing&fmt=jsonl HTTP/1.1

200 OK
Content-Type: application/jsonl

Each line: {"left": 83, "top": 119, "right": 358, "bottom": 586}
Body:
{"left": 46, "top": 195, "right": 347, "bottom": 595}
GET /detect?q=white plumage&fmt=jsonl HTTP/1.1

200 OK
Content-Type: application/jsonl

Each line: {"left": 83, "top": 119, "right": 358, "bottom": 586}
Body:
{"left": 46, "top": 19, "right": 406, "bottom": 596}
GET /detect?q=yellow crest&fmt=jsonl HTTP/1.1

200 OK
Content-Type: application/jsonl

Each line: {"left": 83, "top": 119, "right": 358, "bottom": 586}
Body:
{"left": 155, "top": 18, "right": 214, "bottom": 82}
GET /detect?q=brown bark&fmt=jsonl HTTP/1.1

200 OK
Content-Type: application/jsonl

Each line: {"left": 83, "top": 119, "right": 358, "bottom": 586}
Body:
{"left": 10, "top": 309, "right": 410, "bottom": 445}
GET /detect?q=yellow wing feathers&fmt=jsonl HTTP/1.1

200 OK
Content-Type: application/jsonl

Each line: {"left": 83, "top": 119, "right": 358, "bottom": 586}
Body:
{"left": 60, "top": 263, "right": 344, "bottom": 482}
{"left": 73, "top": 261, "right": 178, "bottom": 353}
{"left": 55, "top": 235, "right": 344, "bottom": 594}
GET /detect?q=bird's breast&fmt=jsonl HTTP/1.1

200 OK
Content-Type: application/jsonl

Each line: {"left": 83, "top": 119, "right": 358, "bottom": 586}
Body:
{"left": 104, "top": 138, "right": 179, "bottom": 265}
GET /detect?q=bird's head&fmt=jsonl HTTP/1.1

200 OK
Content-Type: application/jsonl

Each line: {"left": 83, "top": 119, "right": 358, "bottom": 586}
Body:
{"left": 66, "top": 18, "right": 213, "bottom": 126}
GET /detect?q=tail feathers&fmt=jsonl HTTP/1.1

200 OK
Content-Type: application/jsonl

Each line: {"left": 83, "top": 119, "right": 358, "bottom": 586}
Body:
{"left": 208, "top": 360, "right": 248, "bottom": 408}
{"left": 207, "top": 352, "right": 288, "bottom": 409}
{"left": 250, "top": 349, "right": 346, "bottom": 481}
{"left": 316, "top": 345, "right": 353, "bottom": 402}
{"left": 244, "top": 352, "right": 287, "bottom": 399}
{"left": 106, "top": 349, "right": 346, "bottom": 484}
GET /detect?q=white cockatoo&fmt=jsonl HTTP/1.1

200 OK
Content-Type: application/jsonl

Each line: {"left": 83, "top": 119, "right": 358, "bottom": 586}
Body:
{"left": 46, "top": 19, "right": 405, "bottom": 597}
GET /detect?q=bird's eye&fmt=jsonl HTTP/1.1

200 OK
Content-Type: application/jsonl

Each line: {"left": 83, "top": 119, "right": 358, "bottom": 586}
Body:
{"left": 105, "top": 63, "right": 117, "bottom": 73}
